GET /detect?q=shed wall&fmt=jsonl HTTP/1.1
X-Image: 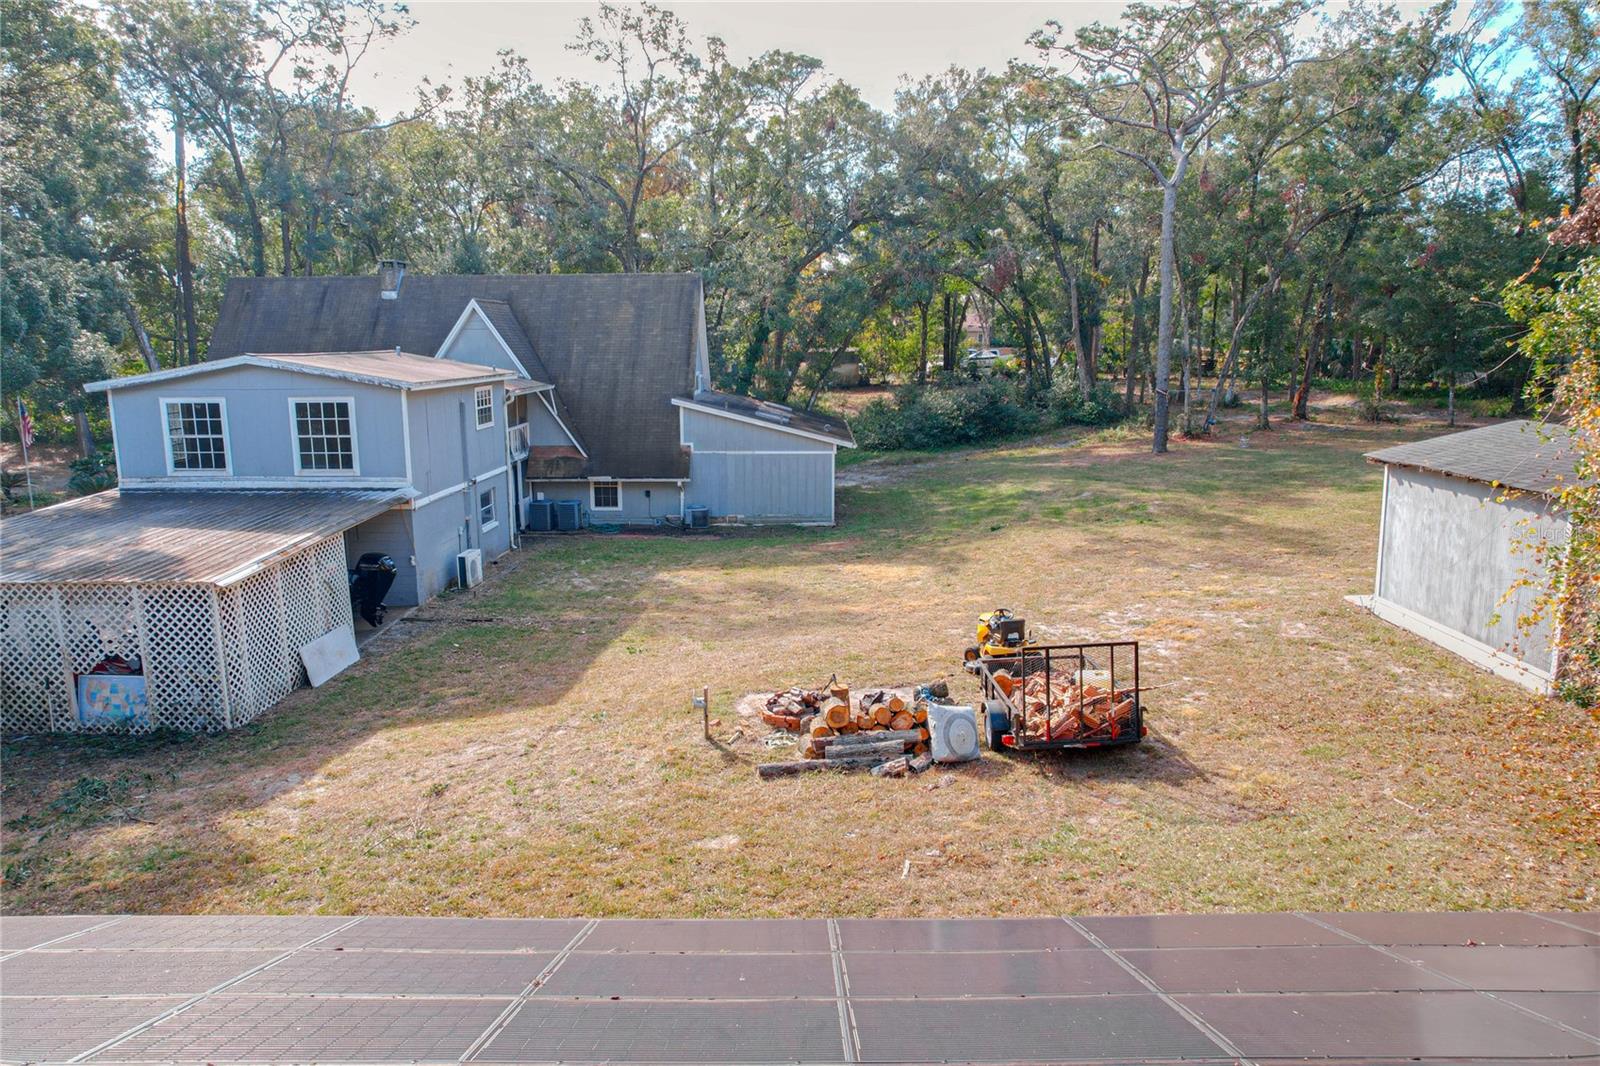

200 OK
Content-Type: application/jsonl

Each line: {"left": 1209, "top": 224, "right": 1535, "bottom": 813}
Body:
{"left": 679, "top": 408, "right": 836, "bottom": 523}
{"left": 1377, "top": 467, "right": 1567, "bottom": 674}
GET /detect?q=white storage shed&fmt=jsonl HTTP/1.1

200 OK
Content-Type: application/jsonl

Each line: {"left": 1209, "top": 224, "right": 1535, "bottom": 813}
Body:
{"left": 1362, "top": 420, "right": 1579, "bottom": 693}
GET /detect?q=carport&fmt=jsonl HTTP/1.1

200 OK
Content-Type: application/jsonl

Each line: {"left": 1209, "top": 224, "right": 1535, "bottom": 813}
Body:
{"left": 0, "top": 488, "right": 403, "bottom": 733}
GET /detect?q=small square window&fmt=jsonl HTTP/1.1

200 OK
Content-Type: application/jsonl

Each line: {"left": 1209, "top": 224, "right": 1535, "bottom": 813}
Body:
{"left": 591, "top": 481, "right": 620, "bottom": 510}
{"left": 479, "top": 487, "right": 496, "bottom": 529}
{"left": 475, "top": 386, "right": 494, "bottom": 428}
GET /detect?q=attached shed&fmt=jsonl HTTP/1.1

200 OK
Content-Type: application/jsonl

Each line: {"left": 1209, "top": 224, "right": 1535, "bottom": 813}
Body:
{"left": 1363, "top": 420, "right": 1579, "bottom": 693}
{"left": 0, "top": 489, "right": 401, "bottom": 733}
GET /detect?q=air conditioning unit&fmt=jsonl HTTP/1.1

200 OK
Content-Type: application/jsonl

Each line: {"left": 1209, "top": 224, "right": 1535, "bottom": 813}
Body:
{"left": 926, "top": 704, "right": 980, "bottom": 763}
{"left": 456, "top": 549, "right": 483, "bottom": 589}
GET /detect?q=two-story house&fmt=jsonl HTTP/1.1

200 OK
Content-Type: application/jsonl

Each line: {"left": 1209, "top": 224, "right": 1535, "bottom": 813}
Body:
{"left": 0, "top": 265, "right": 855, "bottom": 734}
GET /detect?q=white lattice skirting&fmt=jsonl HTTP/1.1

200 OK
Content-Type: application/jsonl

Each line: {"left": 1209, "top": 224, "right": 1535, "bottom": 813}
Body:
{"left": 1, "top": 534, "right": 353, "bottom": 733}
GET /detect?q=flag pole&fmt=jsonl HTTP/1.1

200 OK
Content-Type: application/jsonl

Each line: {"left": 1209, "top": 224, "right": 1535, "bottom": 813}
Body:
{"left": 17, "top": 400, "right": 34, "bottom": 510}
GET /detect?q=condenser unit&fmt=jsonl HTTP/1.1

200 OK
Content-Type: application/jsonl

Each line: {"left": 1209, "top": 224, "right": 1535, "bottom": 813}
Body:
{"left": 456, "top": 549, "right": 483, "bottom": 589}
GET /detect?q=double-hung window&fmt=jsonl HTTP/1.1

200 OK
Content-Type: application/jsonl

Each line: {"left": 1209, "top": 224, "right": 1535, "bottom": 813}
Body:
{"left": 163, "top": 399, "right": 229, "bottom": 473}
{"left": 590, "top": 480, "right": 621, "bottom": 510}
{"left": 479, "top": 487, "right": 497, "bottom": 530}
{"left": 291, "top": 398, "right": 357, "bottom": 473}
{"left": 475, "top": 385, "right": 495, "bottom": 429}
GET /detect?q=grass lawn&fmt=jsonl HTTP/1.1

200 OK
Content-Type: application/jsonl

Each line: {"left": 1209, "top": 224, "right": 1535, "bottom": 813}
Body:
{"left": 3, "top": 408, "right": 1595, "bottom": 916}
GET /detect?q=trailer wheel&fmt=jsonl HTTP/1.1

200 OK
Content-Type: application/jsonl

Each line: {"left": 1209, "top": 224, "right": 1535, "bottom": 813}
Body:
{"left": 984, "top": 703, "right": 1011, "bottom": 752}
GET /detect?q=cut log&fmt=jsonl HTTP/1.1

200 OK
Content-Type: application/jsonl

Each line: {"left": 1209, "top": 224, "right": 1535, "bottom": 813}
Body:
{"left": 828, "top": 682, "right": 850, "bottom": 704}
{"left": 871, "top": 756, "right": 911, "bottom": 778}
{"left": 871, "top": 704, "right": 893, "bottom": 727}
{"left": 889, "top": 711, "right": 915, "bottom": 732}
{"left": 911, "top": 741, "right": 928, "bottom": 755}
{"left": 820, "top": 728, "right": 923, "bottom": 751}
{"left": 821, "top": 700, "right": 850, "bottom": 729}
{"left": 908, "top": 753, "right": 934, "bottom": 774}
{"left": 829, "top": 738, "right": 916, "bottom": 759}
{"left": 886, "top": 694, "right": 908, "bottom": 713}
{"left": 993, "top": 671, "right": 1017, "bottom": 696}
{"left": 809, "top": 718, "right": 834, "bottom": 739}
{"left": 912, "top": 707, "right": 928, "bottom": 724}
{"left": 758, "top": 754, "right": 888, "bottom": 779}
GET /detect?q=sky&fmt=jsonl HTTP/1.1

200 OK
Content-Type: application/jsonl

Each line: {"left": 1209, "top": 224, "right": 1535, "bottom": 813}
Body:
{"left": 354, "top": 1, "right": 1135, "bottom": 115}
{"left": 347, "top": 1, "right": 1460, "bottom": 119}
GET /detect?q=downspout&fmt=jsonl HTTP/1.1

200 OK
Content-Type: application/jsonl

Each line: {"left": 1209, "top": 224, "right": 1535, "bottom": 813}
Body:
{"left": 459, "top": 400, "right": 475, "bottom": 550}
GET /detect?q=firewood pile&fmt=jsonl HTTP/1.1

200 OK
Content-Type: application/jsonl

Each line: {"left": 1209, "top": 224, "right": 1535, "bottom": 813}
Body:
{"left": 993, "top": 667, "right": 1136, "bottom": 743}
{"left": 757, "top": 679, "right": 939, "bottom": 780}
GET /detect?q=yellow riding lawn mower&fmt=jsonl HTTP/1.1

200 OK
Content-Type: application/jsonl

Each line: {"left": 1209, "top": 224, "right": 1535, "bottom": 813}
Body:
{"left": 961, "top": 608, "right": 1041, "bottom": 671}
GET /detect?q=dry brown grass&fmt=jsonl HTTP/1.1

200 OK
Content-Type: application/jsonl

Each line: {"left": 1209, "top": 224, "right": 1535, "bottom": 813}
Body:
{"left": 3, "top": 409, "right": 1595, "bottom": 917}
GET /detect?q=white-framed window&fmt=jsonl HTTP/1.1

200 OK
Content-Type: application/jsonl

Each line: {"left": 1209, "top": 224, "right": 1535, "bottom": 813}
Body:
{"left": 475, "top": 385, "right": 495, "bottom": 429}
{"left": 290, "top": 397, "right": 358, "bottom": 474}
{"left": 590, "top": 480, "right": 621, "bottom": 510}
{"left": 478, "top": 486, "right": 498, "bottom": 530}
{"left": 161, "top": 398, "right": 230, "bottom": 473}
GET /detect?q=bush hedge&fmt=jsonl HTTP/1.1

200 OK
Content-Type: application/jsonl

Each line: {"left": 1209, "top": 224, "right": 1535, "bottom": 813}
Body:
{"left": 851, "top": 378, "right": 1129, "bottom": 452}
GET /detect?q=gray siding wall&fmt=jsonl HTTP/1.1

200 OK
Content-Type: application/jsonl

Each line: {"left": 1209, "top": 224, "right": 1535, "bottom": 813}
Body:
{"left": 406, "top": 382, "right": 508, "bottom": 499}
{"left": 679, "top": 407, "right": 836, "bottom": 523}
{"left": 438, "top": 311, "right": 525, "bottom": 376}
{"left": 527, "top": 480, "right": 681, "bottom": 524}
{"left": 345, "top": 508, "right": 421, "bottom": 607}
{"left": 1377, "top": 467, "right": 1567, "bottom": 671}
{"left": 110, "top": 366, "right": 405, "bottom": 483}
{"left": 527, "top": 396, "right": 575, "bottom": 446}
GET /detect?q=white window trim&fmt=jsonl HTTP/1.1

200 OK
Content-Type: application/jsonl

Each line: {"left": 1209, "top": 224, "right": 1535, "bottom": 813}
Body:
{"left": 478, "top": 485, "right": 499, "bottom": 532}
{"left": 590, "top": 479, "right": 623, "bottom": 511}
{"left": 475, "top": 385, "right": 495, "bottom": 430}
{"left": 159, "top": 396, "right": 232, "bottom": 476}
{"left": 287, "top": 395, "right": 361, "bottom": 476}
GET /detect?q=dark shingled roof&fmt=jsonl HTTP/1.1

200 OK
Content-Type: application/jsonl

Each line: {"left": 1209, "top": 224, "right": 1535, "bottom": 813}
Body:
{"left": 1365, "top": 419, "right": 1582, "bottom": 497}
{"left": 208, "top": 274, "right": 702, "bottom": 479}
{"left": 683, "top": 390, "right": 856, "bottom": 447}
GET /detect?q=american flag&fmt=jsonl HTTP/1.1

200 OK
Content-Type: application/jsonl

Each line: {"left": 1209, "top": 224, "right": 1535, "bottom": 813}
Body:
{"left": 17, "top": 400, "right": 34, "bottom": 450}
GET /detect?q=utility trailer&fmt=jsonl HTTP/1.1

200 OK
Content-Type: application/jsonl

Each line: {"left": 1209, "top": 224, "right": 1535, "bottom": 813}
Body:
{"left": 972, "top": 641, "right": 1144, "bottom": 752}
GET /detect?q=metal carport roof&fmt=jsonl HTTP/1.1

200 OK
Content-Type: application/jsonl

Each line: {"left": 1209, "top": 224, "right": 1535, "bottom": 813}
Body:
{"left": 0, "top": 489, "right": 405, "bottom": 586}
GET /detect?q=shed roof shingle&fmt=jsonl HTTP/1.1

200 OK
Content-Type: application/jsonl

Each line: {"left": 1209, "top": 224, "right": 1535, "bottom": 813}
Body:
{"left": 680, "top": 390, "right": 856, "bottom": 447}
{"left": 1365, "top": 420, "right": 1583, "bottom": 496}
{"left": 208, "top": 274, "right": 703, "bottom": 479}
{"left": 0, "top": 489, "right": 403, "bottom": 585}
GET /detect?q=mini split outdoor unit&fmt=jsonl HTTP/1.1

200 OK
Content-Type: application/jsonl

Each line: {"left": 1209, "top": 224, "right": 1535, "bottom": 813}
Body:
{"left": 456, "top": 549, "right": 483, "bottom": 589}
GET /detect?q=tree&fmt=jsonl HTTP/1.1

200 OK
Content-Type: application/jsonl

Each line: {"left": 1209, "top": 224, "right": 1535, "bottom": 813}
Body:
{"left": 1033, "top": 0, "right": 1307, "bottom": 453}
{"left": 1, "top": 0, "right": 158, "bottom": 452}
{"left": 1521, "top": 0, "right": 1600, "bottom": 211}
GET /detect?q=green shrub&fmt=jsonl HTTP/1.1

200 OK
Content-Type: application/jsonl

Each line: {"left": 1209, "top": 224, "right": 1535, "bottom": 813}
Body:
{"left": 1047, "top": 378, "right": 1127, "bottom": 427}
{"left": 852, "top": 377, "right": 1128, "bottom": 452}
{"left": 68, "top": 450, "right": 116, "bottom": 495}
